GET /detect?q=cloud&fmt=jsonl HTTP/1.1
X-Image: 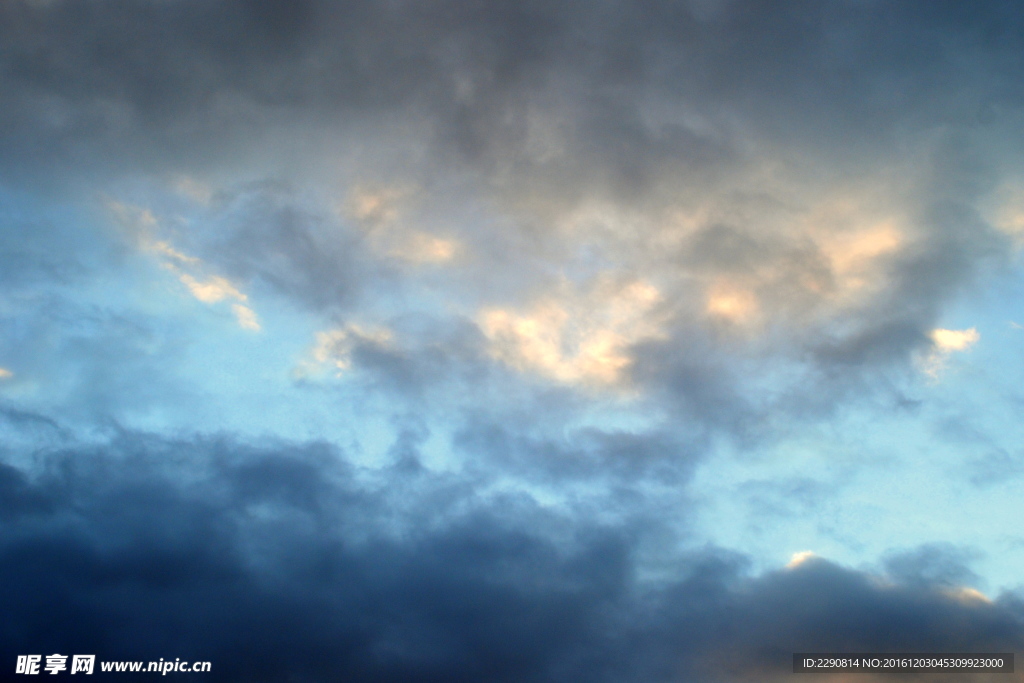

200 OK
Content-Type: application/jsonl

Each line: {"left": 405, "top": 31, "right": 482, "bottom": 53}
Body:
{"left": 3, "top": 1, "right": 1023, "bottom": 232}
{"left": 344, "top": 185, "right": 463, "bottom": 265}
{"left": 984, "top": 179, "right": 1024, "bottom": 249}
{"left": 231, "top": 304, "right": 261, "bottom": 332}
{"left": 185, "top": 183, "right": 390, "bottom": 316}
{"left": 883, "top": 543, "right": 983, "bottom": 590}
{"left": 107, "top": 200, "right": 261, "bottom": 331}
{"left": 302, "top": 324, "right": 395, "bottom": 376}
{"left": 4, "top": 6, "right": 1024, "bottom": 679}
{"left": 454, "top": 419, "right": 699, "bottom": 487}
{"left": 931, "top": 328, "right": 980, "bottom": 353}
{"left": 0, "top": 291, "right": 207, "bottom": 429}
{"left": 2, "top": 0, "right": 1012, "bottom": 431}
{"left": 173, "top": 175, "right": 216, "bottom": 206}
{"left": 178, "top": 273, "right": 247, "bottom": 305}
{"left": 0, "top": 428, "right": 1022, "bottom": 682}
{"left": 785, "top": 550, "right": 817, "bottom": 569}
{"left": 921, "top": 327, "right": 980, "bottom": 378}
{"left": 479, "top": 278, "right": 664, "bottom": 387}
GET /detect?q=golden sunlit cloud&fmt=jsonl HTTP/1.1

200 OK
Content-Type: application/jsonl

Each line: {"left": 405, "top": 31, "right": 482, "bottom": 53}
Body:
{"left": 941, "top": 586, "right": 991, "bottom": 604}
{"left": 480, "top": 279, "right": 664, "bottom": 387}
{"left": 232, "top": 304, "right": 261, "bottom": 332}
{"left": 152, "top": 240, "right": 199, "bottom": 265}
{"left": 706, "top": 282, "right": 758, "bottom": 324}
{"left": 785, "top": 551, "right": 817, "bottom": 569}
{"left": 820, "top": 223, "right": 902, "bottom": 298}
{"left": 167, "top": 267, "right": 260, "bottom": 331}
{"left": 921, "top": 327, "right": 979, "bottom": 378}
{"left": 508, "top": 182, "right": 914, "bottom": 348}
{"left": 177, "top": 273, "right": 247, "bottom": 305}
{"left": 797, "top": 188, "right": 906, "bottom": 303}
{"left": 0, "top": 367, "right": 13, "bottom": 380}
{"left": 931, "top": 327, "right": 980, "bottom": 352}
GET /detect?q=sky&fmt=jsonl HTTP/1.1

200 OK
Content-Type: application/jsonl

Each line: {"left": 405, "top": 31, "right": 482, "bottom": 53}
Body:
{"left": 2, "top": 1, "right": 1024, "bottom": 681}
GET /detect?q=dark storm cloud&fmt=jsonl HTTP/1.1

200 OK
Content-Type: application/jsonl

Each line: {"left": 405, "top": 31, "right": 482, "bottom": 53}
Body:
{"left": 1, "top": 428, "right": 1022, "bottom": 682}
{"left": 0, "top": 429, "right": 638, "bottom": 682}
{"left": 672, "top": 554, "right": 1024, "bottom": 683}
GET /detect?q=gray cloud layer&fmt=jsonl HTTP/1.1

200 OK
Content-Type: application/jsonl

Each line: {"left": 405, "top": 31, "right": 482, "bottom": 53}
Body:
{"left": 4, "top": 1, "right": 1023, "bottom": 171}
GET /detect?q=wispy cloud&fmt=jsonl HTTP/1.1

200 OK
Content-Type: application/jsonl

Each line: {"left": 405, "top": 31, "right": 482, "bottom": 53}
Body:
{"left": 107, "top": 200, "right": 261, "bottom": 331}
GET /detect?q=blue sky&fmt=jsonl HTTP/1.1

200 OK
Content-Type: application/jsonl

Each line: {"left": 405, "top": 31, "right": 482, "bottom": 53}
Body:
{"left": 2, "top": 1, "right": 1024, "bottom": 680}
